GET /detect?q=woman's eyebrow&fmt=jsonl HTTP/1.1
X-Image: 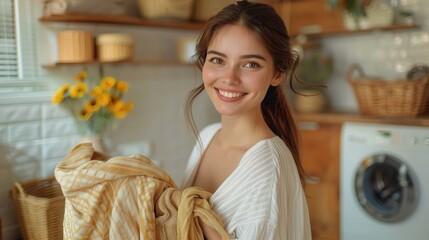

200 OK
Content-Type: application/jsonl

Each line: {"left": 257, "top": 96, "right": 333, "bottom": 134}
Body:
{"left": 240, "top": 54, "right": 266, "bottom": 61}
{"left": 207, "top": 50, "right": 267, "bottom": 61}
{"left": 207, "top": 50, "right": 226, "bottom": 57}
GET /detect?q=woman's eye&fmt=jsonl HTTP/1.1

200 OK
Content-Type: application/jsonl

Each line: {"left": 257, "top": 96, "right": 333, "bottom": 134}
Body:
{"left": 244, "top": 62, "right": 261, "bottom": 69}
{"left": 209, "top": 57, "right": 223, "bottom": 64}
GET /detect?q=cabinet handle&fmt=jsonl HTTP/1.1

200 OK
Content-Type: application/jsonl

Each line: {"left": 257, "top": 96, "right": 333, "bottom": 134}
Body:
{"left": 298, "top": 122, "right": 320, "bottom": 131}
{"left": 305, "top": 175, "right": 321, "bottom": 185}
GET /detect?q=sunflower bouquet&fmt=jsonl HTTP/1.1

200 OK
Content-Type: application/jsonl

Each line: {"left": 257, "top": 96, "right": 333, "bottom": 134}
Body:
{"left": 52, "top": 67, "right": 134, "bottom": 138}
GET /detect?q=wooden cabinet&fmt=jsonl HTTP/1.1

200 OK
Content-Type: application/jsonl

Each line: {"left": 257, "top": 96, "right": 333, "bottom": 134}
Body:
{"left": 298, "top": 122, "right": 341, "bottom": 240}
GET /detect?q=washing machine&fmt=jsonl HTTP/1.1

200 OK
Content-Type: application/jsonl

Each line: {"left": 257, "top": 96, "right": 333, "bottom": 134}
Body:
{"left": 340, "top": 122, "right": 429, "bottom": 240}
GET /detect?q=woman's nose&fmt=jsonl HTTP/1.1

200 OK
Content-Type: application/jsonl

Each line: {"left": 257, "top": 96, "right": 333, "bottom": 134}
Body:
{"left": 222, "top": 66, "right": 240, "bottom": 85}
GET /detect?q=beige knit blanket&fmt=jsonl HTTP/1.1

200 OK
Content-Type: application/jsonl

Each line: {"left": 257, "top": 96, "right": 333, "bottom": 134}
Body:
{"left": 55, "top": 143, "right": 230, "bottom": 240}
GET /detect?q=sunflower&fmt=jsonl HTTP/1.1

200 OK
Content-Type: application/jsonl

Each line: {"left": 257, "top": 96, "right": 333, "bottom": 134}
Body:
{"left": 52, "top": 84, "right": 70, "bottom": 104}
{"left": 91, "top": 86, "right": 104, "bottom": 97}
{"left": 85, "top": 98, "right": 101, "bottom": 112}
{"left": 115, "top": 80, "right": 129, "bottom": 93}
{"left": 75, "top": 71, "right": 88, "bottom": 81}
{"left": 97, "top": 92, "right": 111, "bottom": 106}
{"left": 78, "top": 108, "right": 92, "bottom": 120}
{"left": 100, "top": 76, "right": 116, "bottom": 90}
{"left": 108, "top": 95, "right": 120, "bottom": 109}
{"left": 70, "top": 83, "right": 88, "bottom": 98}
{"left": 125, "top": 102, "right": 134, "bottom": 112}
{"left": 112, "top": 100, "right": 128, "bottom": 119}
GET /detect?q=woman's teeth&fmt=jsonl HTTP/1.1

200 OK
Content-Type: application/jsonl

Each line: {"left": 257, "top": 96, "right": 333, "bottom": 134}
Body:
{"left": 218, "top": 89, "right": 244, "bottom": 98}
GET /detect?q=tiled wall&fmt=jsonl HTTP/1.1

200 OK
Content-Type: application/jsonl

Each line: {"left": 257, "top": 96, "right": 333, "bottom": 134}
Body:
{"left": 0, "top": 97, "right": 79, "bottom": 239}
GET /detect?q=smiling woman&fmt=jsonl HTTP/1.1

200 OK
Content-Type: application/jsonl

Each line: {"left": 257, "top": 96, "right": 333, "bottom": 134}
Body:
{"left": 181, "top": 1, "right": 312, "bottom": 239}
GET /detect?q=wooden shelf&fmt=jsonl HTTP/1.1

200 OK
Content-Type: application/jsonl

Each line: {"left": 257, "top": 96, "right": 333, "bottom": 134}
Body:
{"left": 42, "top": 60, "right": 195, "bottom": 68}
{"left": 295, "top": 111, "right": 429, "bottom": 127}
{"left": 40, "top": 15, "right": 419, "bottom": 37}
{"left": 302, "top": 23, "right": 419, "bottom": 38}
{"left": 39, "top": 14, "right": 205, "bottom": 30}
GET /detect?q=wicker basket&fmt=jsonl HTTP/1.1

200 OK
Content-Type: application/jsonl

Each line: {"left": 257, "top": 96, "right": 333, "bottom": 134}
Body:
{"left": 348, "top": 64, "right": 429, "bottom": 117}
{"left": 11, "top": 177, "right": 65, "bottom": 240}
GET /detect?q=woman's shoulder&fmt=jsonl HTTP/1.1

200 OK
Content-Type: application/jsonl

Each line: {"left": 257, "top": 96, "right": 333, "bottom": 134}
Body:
{"left": 246, "top": 136, "right": 292, "bottom": 166}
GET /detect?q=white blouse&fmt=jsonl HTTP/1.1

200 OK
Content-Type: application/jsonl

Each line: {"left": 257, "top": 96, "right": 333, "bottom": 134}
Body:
{"left": 181, "top": 123, "right": 312, "bottom": 240}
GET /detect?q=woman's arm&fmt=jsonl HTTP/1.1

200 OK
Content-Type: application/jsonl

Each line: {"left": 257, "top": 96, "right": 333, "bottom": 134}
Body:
{"left": 199, "top": 218, "right": 222, "bottom": 240}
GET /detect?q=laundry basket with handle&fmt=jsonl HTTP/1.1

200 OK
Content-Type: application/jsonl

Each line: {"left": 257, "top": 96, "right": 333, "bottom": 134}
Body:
{"left": 347, "top": 64, "right": 429, "bottom": 117}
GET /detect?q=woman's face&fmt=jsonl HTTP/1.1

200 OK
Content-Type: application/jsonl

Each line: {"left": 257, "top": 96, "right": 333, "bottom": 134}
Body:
{"left": 202, "top": 24, "right": 282, "bottom": 118}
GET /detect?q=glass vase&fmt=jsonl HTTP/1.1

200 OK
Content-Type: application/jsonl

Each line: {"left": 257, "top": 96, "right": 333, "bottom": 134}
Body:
{"left": 79, "top": 135, "right": 106, "bottom": 153}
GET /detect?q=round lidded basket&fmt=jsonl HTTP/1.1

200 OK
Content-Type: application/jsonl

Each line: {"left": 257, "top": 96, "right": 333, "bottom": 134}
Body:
{"left": 348, "top": 64, "right": 429, "bottom": 117}
{"left": 96, "top": 33, "right": 134, "bottom": 62}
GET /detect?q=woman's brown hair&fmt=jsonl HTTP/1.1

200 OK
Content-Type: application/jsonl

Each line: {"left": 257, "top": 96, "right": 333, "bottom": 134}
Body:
{"left": 185, "top": 1, "right": 305, "bottom": 184}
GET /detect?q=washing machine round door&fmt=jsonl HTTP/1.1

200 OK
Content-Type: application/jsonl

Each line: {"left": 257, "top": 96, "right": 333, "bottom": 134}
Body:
{"left": 355, "top": 154, "right": 419, "bottom": 222}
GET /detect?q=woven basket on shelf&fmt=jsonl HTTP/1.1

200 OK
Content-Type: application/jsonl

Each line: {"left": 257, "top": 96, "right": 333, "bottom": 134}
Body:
{"left": 348, "top": 64, "right": 429, "bottom": 117}
{"left": 11, "top": 177, "right": 65, "bottom": 240}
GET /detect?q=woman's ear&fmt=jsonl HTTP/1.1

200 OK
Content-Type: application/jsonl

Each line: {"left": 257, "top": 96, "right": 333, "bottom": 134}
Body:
{"left": 270, "top": 72, "right": 284, "bottom": 86}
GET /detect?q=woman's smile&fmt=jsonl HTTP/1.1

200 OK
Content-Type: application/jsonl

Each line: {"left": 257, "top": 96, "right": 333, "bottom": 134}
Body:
{"left": 216, "top": 87, "right": 247, "bottom": 101}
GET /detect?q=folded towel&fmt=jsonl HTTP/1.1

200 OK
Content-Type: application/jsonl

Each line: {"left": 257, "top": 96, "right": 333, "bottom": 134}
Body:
{"left": 43, "top": 0, "right": 67, "bottom": 16}
{"left": 55, "top": 143, "right": 229, "bottom": 240}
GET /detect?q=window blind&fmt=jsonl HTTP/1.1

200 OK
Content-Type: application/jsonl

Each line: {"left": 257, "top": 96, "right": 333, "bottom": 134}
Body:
{"left": 0, "top": 0, "right": 18, "bottom": 79}
{"left": 0, "top": 0, "right": 39, "bottom": 86}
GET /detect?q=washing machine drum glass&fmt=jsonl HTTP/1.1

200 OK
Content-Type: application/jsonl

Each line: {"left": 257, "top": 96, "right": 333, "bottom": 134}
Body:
{"left": 355, "top": 154, "right": 418, "bottom": 222}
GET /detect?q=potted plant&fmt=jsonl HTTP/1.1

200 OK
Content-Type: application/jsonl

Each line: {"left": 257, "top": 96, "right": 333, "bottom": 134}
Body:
{"left": 327, "top": 0, "right": 371, "bottom": 30}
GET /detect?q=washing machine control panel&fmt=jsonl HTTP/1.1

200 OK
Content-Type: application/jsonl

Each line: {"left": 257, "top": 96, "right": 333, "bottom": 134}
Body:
{"left": 345, "top": 125, "right": 429, "bottom": 149}
{"left": 403, "top": 133, "right": 429, "bottom": 147}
